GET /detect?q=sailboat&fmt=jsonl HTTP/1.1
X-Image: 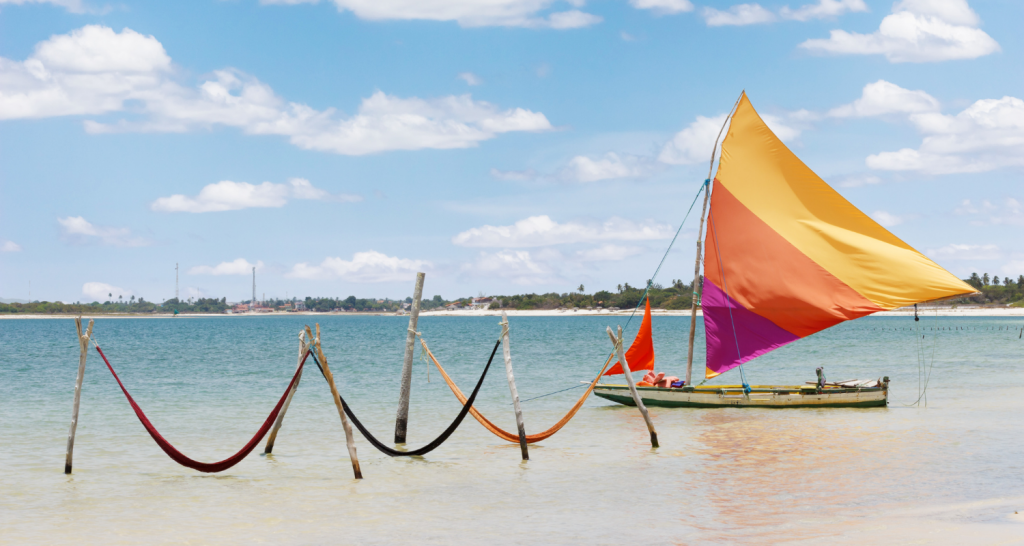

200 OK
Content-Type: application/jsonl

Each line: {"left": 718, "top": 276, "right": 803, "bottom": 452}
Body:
{"left": 593, "top": 92, "right": 976, "bottom": 408}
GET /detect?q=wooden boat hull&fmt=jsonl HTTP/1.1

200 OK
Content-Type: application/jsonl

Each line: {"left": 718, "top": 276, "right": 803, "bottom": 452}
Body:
{"left": 592, "top": 384, "right": 887, "bottom": 408}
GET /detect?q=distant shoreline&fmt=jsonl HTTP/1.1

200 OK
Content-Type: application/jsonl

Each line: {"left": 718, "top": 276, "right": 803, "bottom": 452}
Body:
{"left": 2, "top": 307, "right": 1024, "bottom": 319}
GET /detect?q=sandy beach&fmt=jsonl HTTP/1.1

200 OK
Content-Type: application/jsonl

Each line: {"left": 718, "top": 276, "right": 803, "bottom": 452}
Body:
{"left": 3, "top": 305, "right": 1024, "bottom": 319}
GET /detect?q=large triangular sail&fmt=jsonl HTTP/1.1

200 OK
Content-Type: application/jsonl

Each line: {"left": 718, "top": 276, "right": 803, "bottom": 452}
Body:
{"left": 702, "top": 93, "right": 975, "bottom": 379}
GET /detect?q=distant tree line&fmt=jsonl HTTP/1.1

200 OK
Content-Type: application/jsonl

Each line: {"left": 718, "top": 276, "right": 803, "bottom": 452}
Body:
{"left": 0, "top": 297, "right": 229, "bottom": 315}
{"left": 7, "top": 272, "right": 1021, "bottom": 315}
{"left": 958, "top": 273, "right": 1024, "bottom": 306}
{"left": 489, "top": 279, "right": 696, "bottom": 311}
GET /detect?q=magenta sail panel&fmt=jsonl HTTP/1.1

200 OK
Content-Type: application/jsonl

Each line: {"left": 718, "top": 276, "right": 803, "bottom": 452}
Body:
{"left": 702, "top": 280, "right": 801, "bottom": 377}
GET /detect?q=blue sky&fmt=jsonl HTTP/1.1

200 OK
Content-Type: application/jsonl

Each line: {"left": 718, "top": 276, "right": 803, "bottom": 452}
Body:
{"left": 0, "top": 0, "right": 1021, "bottom": 303}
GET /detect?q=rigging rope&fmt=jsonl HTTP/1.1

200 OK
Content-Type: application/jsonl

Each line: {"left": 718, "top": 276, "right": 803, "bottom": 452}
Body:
{"left": 420, "top": 336, "right": 615, "bottom": 444}
{"left": 308, "top": 339, "right": 500, "bottom": 457}
{"left": 622, "top": 182, "right": 706, "bottom": 332}
{"left": 92, "top": 342, "right": 307, "bottom": 473}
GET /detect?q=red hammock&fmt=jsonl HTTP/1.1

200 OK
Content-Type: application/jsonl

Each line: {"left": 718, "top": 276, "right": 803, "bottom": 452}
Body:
{"left": 94, "top": 345, "right": 307, "bottom": 473}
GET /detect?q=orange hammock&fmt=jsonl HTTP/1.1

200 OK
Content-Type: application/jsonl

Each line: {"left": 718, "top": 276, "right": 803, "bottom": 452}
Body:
{"left": 419, "top": 337, "right": 613, "bottom": 444}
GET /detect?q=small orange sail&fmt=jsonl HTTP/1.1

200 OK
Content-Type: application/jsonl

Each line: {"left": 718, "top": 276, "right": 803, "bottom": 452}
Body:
{"left": 604, "top": 297, "right": 655, "bottom": 375}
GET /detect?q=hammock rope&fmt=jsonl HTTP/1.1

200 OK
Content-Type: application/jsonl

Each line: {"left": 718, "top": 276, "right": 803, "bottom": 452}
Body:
{"left": 308, "top": 339, "right": 500, "bottom": 457}
{"left": 419, "top": 337, "right": 614, "bottom": 444}
{"left": 93, "top": 342, "right": 308, "bottom": 473}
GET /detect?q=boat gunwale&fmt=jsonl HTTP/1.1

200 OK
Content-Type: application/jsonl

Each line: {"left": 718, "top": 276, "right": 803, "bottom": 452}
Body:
{"left": 591, "top": 388, "right": 888, "bottom": 409}
{"left": 594, "top": 384, "right": 886, "bottom": 395}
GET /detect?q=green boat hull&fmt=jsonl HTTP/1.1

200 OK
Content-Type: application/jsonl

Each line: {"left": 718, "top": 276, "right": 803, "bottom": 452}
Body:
{"left": 592, "top": 385, "right": 888, "bottom": 409}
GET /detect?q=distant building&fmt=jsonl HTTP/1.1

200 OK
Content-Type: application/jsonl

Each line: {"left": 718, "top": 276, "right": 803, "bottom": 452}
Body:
{"left": 470, "top": 297, "right": 493, "bottom": 310}
{"left": 294, "top": 301, "right": 307, "bottom": 311}
{"left": 446, "top": 302, "right": 462, "bottom": 311}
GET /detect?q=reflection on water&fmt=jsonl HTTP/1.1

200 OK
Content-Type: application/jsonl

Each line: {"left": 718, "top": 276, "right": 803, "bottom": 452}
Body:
{"left": 1, "top": 315, "right": 1023, "bottom": 544}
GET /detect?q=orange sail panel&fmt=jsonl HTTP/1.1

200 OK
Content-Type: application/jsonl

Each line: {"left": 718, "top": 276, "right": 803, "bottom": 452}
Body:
{"left": 605, "top": 297, "right": 655, "bottom": 375}
{"left": 703, "top": 93, "right": 976, "bottom": 379}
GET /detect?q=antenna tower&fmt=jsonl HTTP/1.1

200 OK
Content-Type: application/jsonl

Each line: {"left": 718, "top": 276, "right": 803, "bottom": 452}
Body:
{"left": 175, "top": 263, "right": 179, "bottom": 301}
{"left": 252, "top": 267, "right": 256, "bottom": 311}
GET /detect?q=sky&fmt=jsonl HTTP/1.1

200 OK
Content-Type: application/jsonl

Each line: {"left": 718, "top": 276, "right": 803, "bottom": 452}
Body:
{"left": 0, "top": 0, "right": 1021, "bottom": 304}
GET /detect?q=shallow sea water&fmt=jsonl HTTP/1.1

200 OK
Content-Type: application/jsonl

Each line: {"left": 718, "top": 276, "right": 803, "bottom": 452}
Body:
{"left": 2, "top": 314, "right": 1024, "bottom": 545}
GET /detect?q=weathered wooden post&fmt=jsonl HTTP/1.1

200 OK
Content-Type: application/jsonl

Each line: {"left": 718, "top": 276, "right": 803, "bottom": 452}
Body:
{"left": 264, "top": 330, "right": 309, "bottom": 454}
{"left": 395, "top": 271, "right": 425, "bottom": 444}
{"left": 65, "top": 317, "right": 94, "bottom": 474}
{"left": 308, "top": 324, "right": 362, "bottom": 479}
{"left": 606, "top": 325, "right": 658, "bottom": 448}
{"left": 500, "top": 312, "right": 528, "bottom": 461}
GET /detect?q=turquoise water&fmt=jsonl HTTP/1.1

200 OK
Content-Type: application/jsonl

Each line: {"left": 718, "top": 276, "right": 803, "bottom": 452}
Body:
{"left": 2, "top": 314, "right": 1024, "bottom": 544}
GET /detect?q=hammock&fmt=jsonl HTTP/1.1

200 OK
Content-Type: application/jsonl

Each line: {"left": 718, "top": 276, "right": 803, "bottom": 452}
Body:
{"left": 419, "top": 338, "right": 614, "bottom": 444}
{"left": 308, "top": 339, "right": 500, "bottom": 457}
{"left": 94, "top": 344, "right": 307, "bottom": 473}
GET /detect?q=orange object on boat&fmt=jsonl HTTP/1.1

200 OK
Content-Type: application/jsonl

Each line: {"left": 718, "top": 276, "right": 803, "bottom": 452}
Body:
{"left": 604, "top": 296, "right": 655, "bottom": 376}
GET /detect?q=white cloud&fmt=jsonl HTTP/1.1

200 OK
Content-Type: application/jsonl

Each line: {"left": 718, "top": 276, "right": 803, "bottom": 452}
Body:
{"left": 659, "top": 110, "right": 804, "bottom": 165}
{"left": 490, "top": 168, "right": 538, "bottom": 181}
{"left": 702, "top": 4, "right": 776, "bottom": 26}
{"left": 1, "top": 240, "right": 21, "bottom": 252}
{"left": 0, "top": 26, "right": 553, "bottom": 154}
{"left": 264, "top": 0, "right": 601, "bottom": 29}
{"left": 58, "top": 216, "right": 150, "bottom": 247}
{"left": 453, "top": 215, "right": 674, "bottom": 248}
{"left": 799, "top": 0, "right": 999, "bottom": 62}
{"left": 0, "top": 0, "right": 87, "bottom": 13}
{"left": 151, "top": 178, "right": 359, "bottom": 213}
{"left": 659, "top": 114, "right": 727, "bottom": 165}
{"left": 544, "top": 10, "right": 602, "bottom": 29}
{"left": 286, "top": 251, "right": 429, "bottom": 282}
{"left": 954, "top": 198, "right": 1024, "bottom": 226}
{"left": 865, "top": 95, "right": 1024, "bottom": 174}
{"left": 836, "top": 174, "right": 881, "bottom": 187}
{"left": 189, "top": 259, "right": 264, "bottom": 276}
{"left": 575, "top": 244, "right": 644, "bottom": 262}
{"left": 562, "top": 153, "right": 659, "bottom": 182}
{"left": 457, "top": 72, "right": 482, "bottom": 86}
{"left": 460, "top": 249, "right": 559, "bottom": 285}
{"left": 926, "top": 243, "right": 1000, "bottom": 260}
{"left": 829, "top": 80, "right": 940, "bottom": 118}
{"left": 780, "top": 0, "right": 867, "bottom": 22}
{"left": 871, "top": 210, "right": 903, "bottom": 227}
{"left": 629, "top": 0, "right": 693, "bottom": 15}
{"left": 82, "top": 281, "right": 133, "bottom": 302}
{"left": 893, "top": 0, "right": 979, "bottom": 26}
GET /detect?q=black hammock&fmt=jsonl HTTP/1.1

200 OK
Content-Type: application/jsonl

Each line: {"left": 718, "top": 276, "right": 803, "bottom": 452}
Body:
{"left": 309, "top": 339, "right": 499, "bottom": 457}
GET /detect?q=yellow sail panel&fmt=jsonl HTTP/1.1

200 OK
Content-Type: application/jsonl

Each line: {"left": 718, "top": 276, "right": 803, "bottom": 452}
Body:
{"left": 714, "top": 93, "right": 974, "bottom": 309}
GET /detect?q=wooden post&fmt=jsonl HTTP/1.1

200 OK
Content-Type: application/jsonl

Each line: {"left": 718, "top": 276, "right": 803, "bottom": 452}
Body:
{"left": 309, "top": 324, "right": 362, "bottom": 479}
{"left": 395, "top": 271, "right": 425, "bottom": 444}
{"left": 607, "top": 325, "right": 658, "bottom": 448}
{"left": 264, "top": 330, "right": 308, "bottom": 454}
{"left": 686, "top": 92, "right": 743, "bottom": 386}
{"left": 65, "top": 317, "right": 93, "bottom": 474}
{"left": 500, "top": 312, "right": 528, "bottom": 461}
{"left": 685, "top": 185, "right": 711, "bottom": 386}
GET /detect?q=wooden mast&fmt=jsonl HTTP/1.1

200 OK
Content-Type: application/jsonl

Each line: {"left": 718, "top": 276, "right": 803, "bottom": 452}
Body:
{"left": 685, "top": 92, "right": 744, "bottom": 386}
